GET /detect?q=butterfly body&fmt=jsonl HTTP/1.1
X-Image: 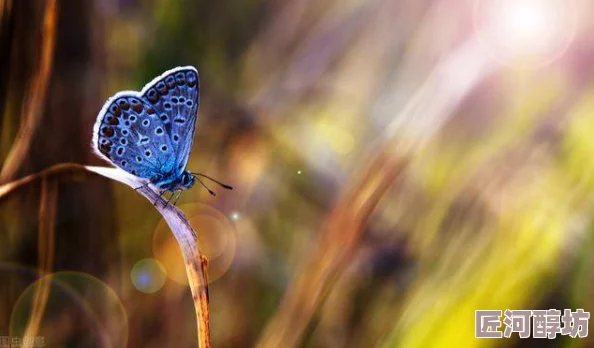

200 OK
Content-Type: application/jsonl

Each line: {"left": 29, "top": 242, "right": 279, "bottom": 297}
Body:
{"left": 92, "top": 66, "right": 200, "bottom": 196}
{"left": 152, "top": 170, "right": 196, "bottom": 191}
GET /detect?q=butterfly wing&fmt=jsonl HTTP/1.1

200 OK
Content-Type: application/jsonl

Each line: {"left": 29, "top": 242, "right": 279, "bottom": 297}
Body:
{"left": 92, "top": 92, "right": 177, "bottom": 179}
{"left": 140, "top": 66, "right": 199, "bottom": 177}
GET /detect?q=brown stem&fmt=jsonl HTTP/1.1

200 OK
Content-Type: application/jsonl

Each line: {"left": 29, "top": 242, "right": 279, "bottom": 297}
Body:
{"left": 0, "top": 0, "right": 10, "bottom": 22}
{"left": 257, "top": 145, "right": 408, "bottom": 348}
{"left": 138, "top": 186, "right": 212, "bottom": 348}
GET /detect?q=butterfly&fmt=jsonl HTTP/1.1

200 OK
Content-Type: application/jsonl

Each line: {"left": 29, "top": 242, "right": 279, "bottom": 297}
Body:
{"left": 92, "top": 66, "right": 232, "bottom": 205}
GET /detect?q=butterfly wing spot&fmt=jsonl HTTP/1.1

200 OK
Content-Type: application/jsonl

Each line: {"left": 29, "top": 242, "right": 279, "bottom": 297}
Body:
{"left": 156, "top": 82, "right": 168, "bottom": 95}
{"left": 101, "top": 126, "right": 115, "bottom": 137}
{"left": 106, "top": 115, "right": 119, "bottom": 125}
{"left": 117, "top": 98, "right": 130, "bottom": 110}
{"left": 147, "top": 107, "right": 156, "bottom": 116}
{"left": 147, "top": 89, "right": 159, "bottom": 103}
{"left": 121, "top": 160, "right": 128, "bottom": 167}
{"left": 109, "top": 105, "right": 121, "bottom": 117}
{"left": 155, "top": 127, "right": 164, "bottom": 135}
{"left": 129, "top": 115, "right": 137, "bottom": 122}
{"left": 124, "top": 121, "right": 131, "bottom": 127}
{"left": 186, "top": 100, "right": 193, "bottom": 107}
{"left": 142, "top": 119, "right": 150, "bottom": 127}
{"left": 163, "top": 102, "right": 172, "bottom": 110}
{"left": 171, "top": 97, "right": 178, "bottom": 104}
{"left": 99, "top": 142, "right": 113, "bottom": 155}
{"left": 172, "top": 134, "right": 179, "bottom": 142}
{"left": 175, "top": 73, "right": 185, "bottom": 85}
{"left": 122, "top": 129, "right": 129, "bottom": 136}
{"left": 145, "top": 150, "right": 152, "bottom": 157}
{"left": 131, "top": 98, "right": 144, "bottom": 113}
{"left": 174, "top": 118, "right": 185, "bottom": 124}
{"left": 139, "top": 136, "right": 149, "bottom": 145}
{"left": 116, "top": 147, "right": 125, "bottom": 156}
{"left": 179, "top": 97, "right": 185, "bottom": 103}
{"left": 160, "top": 145, "right": 168, "bottom": 152}
{"left": 186, "top": 71, "right": 197, "bottom": 86}
{"left": 165, "top": 75, "right": 176, "bottom": 88}
{"left": 120, "top": 138, "right": 128, "bottom": 145}
{"left": 131, "top": 170, "right": 137, "bottom": 175}
{"left": 136, "top": 156, "right": 143, "bottom": 163}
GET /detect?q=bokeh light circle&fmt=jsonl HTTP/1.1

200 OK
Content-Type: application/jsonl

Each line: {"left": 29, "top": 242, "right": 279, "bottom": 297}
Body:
{"left": 10, "top": 271, "right": 128, "bottom": 348}
{"left": 473, "top": 0, "right": 577, "bottom": 68}
{"left": 230, "top": 211, "right": 241, "bottom": 221}
{"left": 130, "top": 258, "right": 167, "bottom": 293}
{"left": 152, "top": 203, "right": 237, "bottom": 285}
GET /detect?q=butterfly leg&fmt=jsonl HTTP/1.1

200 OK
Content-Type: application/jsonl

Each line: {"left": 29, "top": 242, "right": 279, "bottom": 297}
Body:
{"left": 134, "top": 182, "right": 149, "bottom": 191}
{"left": 135, "top": 177, "right": 157, "bottom": 191}
{"left": 153, "top": 189, "right": 167, "bottom": 207}
{"left": 166, "top": 190, "right": 177, "bottom": 205}
{"left": 172, "top": 190, "right": 183, "bottom": 206}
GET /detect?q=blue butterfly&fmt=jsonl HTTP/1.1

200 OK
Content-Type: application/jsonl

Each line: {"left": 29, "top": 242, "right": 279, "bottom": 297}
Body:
{"left": 92, "top": 66, "right": 232, "bottom": 204}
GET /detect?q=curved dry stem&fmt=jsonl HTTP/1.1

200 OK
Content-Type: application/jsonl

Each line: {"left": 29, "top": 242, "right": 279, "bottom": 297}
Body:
{"left": 0, "top": 163, "right": 85, "bottom": 200}
{"left": 257, "top": 146, "right": 408, "bottom": 348}
{"left": 0, "top": 163, "right": 212, "bottom": 348}
{"left": 0, "top": 0, "right": 57, "bottom": 183}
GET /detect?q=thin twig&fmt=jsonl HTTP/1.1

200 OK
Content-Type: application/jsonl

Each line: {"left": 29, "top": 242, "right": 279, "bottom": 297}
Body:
{"left": 22, "top": 176, "right": 57, "bottom": 348}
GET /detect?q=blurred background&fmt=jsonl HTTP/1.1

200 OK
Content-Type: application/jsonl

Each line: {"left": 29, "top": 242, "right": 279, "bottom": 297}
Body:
{"left": 1, "top": 0, "right": 594, "bottom": 347}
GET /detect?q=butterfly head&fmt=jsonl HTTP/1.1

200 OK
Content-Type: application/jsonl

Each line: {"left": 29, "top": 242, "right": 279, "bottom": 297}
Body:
{"left": 179, "top": 171, "right": 196, "bottom": 190}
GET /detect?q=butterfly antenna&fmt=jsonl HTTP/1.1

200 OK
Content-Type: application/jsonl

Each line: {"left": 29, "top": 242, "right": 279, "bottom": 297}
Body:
{"left": 191, "top": 173, "right": 233, "bottom": 190}
{"left": 196, "top": 178, "right": 217, "bottom": 196}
